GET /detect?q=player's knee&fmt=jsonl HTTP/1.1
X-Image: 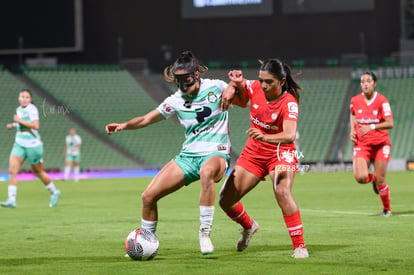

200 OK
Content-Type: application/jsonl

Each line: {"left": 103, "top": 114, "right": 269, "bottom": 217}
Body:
{"left": 275, "top": 186, "right": 290, "bottom": 201}
{"left": 141, "top": 190, "right": 155, "bottom": 206}
{"left": 354, "top": 173, "right": 368, "bottom": 184}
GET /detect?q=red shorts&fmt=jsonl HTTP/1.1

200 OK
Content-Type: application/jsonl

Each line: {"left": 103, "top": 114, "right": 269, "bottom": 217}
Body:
{"left": 353, "top": 144, "right": 391, "bottom": 161}
{"left": 235, "top": 150, "right": 298, "bottom": 179}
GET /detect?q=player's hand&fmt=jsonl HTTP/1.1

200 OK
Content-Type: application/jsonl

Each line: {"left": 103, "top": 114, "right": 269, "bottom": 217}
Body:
{"left": 358, "top": 125, "right": 370, "bottom": 136}
{"left": 221, "top": 85, "right": 236, "bottom": 110}
{"left": 228, "top": 70, "right": 244, "bottom": 84}
{"left": 105, "top": 123, "right": 124, "bottom": 135}
{"left": 6, "top": 124, "right": 14, "bottom": 130}
{"left": 246, "top": 128, "right": 265, "bottom": 141}
{"left": 350, "top": 130, "right": 357, "bottom": 142}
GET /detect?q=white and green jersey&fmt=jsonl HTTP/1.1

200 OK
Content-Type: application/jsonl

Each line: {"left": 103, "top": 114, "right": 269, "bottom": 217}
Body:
{"left": 66, "top": 134, "right": 82, "bottom": 156}
{"left": 15, "top": 103, "right": 42, "bottom": 148}
{"left": 156, "top": 78, "right": 231, "bottom": 157}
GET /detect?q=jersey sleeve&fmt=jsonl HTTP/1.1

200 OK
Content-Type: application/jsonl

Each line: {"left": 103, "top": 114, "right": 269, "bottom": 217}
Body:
{"left": 156, "top": 95, "right": 176, "bottom": 119}
{"left": 284, "top": 99, "right": 299, "bottom": 121}
{"left": 380, "top": 98, "right": 392, "bottom": 118}
{"left": 349, "top": 97, "right": 356, "bottom": 115}
{"left": 29, "top": 105, "right": 39, "bottom": 121}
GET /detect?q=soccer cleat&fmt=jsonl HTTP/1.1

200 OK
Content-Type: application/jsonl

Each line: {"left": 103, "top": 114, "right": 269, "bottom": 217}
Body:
{"left": 49, "top": 189, "right": 61, "bottom": 207}
{"left": 1, "top": 199, "right": 16, "bottom": 208}
{"left": 236, "top": 220, "right": 259, "bottom": 252}
{"left": 199, "top": 228, "right": 214, "bottom": 255}
{"left": 372, "top": 181, "right": 379, "bottom": 195}
{"left": 380, "top": 210, "right": 392, "bottom": 217}
{"left": 292, "top": 246, "right": 309, "bottom": 258}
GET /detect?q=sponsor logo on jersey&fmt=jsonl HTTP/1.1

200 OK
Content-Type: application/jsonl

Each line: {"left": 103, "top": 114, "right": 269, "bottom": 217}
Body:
{"left": 383, "top": 102, "right": 392, "bottom": 116}
{"left": 250, "top": 115, "right": 278, "bottom": 130}
{"left": 217, "top": 144, "right": 227, "bottom": 151}
{"left": 357, "top": 118, "right": 380, "bottom": 124}
{"left": 163, "top": 103, "right": 173, "bottom": 113}
{"left": 287, "top": 102, "right": 298, "bottom": 119}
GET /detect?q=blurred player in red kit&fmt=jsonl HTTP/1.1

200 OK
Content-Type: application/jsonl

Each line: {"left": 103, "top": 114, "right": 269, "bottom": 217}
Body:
{"left": 350, "top": 71, "right": 394, "bottom": 217}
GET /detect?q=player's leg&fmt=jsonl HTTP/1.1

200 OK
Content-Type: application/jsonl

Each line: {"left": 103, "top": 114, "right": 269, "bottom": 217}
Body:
{"left": 353, "top": 157, "right": 374, "bottom": 183}
{"left": 140, "top": 160, "right": 186, "bottom": 232}
{"left": 270, "top": 165, "right": 308, "bottom": 258}
{"left": 373, "top": 145, "right": 391, "bottom": 217}
{"left": 73, "top": 160, "right": 80, "bottom": 182}
{"left": 219, "top": 166, "right": 261, "bottom": 251}
{"left": 29, "top": 146, "right": 60, "bottom": 207}
{"left": 1, "top": 155, "right": 24, "bottom": 207}
{"left": 197, "top": 155, "right": 227, "bottom": 254}
{"left": 64, "top": 158, "right": 72, "bottom": 180}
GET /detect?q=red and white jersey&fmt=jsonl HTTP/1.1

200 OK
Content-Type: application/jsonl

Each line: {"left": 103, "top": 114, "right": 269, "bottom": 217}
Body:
{"left": 350, "top": 92, "right": 392, "bottom": 146}
{"left": 242, "top": 80, "right": 298, "bottom": 158}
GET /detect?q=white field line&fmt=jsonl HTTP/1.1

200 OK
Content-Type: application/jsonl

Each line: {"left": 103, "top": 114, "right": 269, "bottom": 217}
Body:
{"left": 301, "top": 208, "right": 414, "bottom": 217}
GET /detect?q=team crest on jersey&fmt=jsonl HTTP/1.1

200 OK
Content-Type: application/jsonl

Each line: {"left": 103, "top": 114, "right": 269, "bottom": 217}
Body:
{"left": 207, "top": 92, "right": 218, "bottom": 103}
{"left": 271, "top": 112, "right": 278, "bottom": 120}
{"left": 253, "top": 104, "right": 259, "bottom": 109}
{"left": 358, "top": 109, "right": 363, "bottom": 113}
{"left": 373, "top": 109, "right": 378, "bottom": 115}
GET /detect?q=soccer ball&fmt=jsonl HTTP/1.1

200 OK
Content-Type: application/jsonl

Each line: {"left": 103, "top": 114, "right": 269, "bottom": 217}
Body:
{"left": 125, "top": 229, "right": 159, "bottom": 261}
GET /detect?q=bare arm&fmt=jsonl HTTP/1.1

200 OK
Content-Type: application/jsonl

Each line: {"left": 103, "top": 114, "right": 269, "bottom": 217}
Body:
{"left": 105, "top": 109, "right": 164, "bottom": 135}
{"left": 221, "top": 70, "right": 250, "bottom": 110}
{"left": 350, "top": 113, "right": 357, "bottom": 142}
{"left": 247, "top": 120, "right": 297, "bottom": 145}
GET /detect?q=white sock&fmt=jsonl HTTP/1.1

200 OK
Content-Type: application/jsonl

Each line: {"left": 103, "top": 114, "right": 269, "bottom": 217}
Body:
{"left": 141, "top": 218, "right": 157, "bottom": 233}
{"left": 64, "top": 166, "right": 71, "bottom": 180}
{"left": 74, "top": 166, "right": 80, "bottom": 181}
{"left": 45, "top": 182, "right": 57, "bottom": 194}
{"left": 199, "top": 206, "right": 215, "bottom": 234}
{"left": 8, "top": 185, "right": 17, "bottom": 202}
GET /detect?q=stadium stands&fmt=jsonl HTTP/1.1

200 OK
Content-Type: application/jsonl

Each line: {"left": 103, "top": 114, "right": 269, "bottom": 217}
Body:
{"left": 22, "top": 65, "right": 184, "bottom": 166}
{"left": 0, "top": 69, "right": 136, "bottom": 171}
{"left": 1, "top": 65, "right": 411, "bottom": 170}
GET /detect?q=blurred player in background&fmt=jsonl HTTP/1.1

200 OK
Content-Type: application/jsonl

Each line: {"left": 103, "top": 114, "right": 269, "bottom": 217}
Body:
{"left": 350, "top": 71, "right": 393, "bottom": 217}
{"left": 219, "top": 59, "right": 309, "bottom": 258}
{"left": 63, "top": 128, "right": 82, "bottom": 182}
{"left": 105, "top": 51, "right": 230, "bottom": 255}
{"left": 2, "top": 89, "right": 61, "bottom": 208}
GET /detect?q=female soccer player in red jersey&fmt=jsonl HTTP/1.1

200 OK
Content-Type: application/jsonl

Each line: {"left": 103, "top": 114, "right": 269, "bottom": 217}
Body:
{"left": 219, "top": 59, "right": 309, "bottom": 258}
{"left": 350, "top": 71, "right": 394, "bottom": 217}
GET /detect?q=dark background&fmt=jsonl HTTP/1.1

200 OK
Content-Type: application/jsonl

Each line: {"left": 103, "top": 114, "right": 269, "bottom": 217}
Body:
{"left": 0, "top": 0, "right": 400, "bottom": 72}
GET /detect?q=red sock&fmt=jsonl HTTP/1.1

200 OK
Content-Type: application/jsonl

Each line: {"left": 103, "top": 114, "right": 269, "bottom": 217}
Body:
{"left": 225, "top": 201, "right": 253, "bottom": 229}
{"left": 364, "top": 173, "right": 375, "bottom": 183}
{"left": 378, "top": 183, "right": 391, "bottom": 210}
{"left": 283, "top": 211, "right": 305, "bottom": 249}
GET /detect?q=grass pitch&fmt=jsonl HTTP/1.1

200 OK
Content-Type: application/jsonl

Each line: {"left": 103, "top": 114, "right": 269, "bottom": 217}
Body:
{"left": 0, "top": 171, "right": 413, "bottom": 274}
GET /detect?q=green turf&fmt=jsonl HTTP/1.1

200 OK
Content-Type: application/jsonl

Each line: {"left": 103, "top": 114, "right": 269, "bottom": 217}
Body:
{"left": 0, "top": 171, "right": 413, "bottom": 274}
